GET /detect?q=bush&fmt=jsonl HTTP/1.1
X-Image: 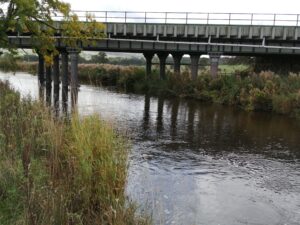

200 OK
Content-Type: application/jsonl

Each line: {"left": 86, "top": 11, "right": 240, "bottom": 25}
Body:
{"left": 272, "top": 94, "right": 295, "bottom": 114}
{"left": 249, "top": 88, "right": 273, "bottom": 111}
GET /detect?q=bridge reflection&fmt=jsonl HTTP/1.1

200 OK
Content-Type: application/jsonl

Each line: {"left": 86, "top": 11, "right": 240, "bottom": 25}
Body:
{"left": 38, "top": 81, "right": 300, "bottom": 160}
{"left": 39, "top": 81, "right": 79, "bottom": 117}
{"left": 140, "top": 94, "right": 300, "bottom": 159}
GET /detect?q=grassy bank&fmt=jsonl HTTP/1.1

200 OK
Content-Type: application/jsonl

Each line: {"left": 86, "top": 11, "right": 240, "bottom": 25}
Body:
{"left": 0, "top": 54, "right": 37, "bottom": 74}
{"left": 0, "top": 81, "right": 150, "bottom": 225}
{"left": 113, "top": 70, "right": 300, "bottom": 118}
{"left": 77, "top": 64, "right": 300, "bottom": 118}
{"left": 78, "top": 64, "right": 146, "bottom": 87}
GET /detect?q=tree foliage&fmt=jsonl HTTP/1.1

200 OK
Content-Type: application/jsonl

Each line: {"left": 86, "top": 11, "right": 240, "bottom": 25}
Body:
{"left": 0, "top": 0, "right": 105, "bottom": 63}
{"left": 90, "top": 52, "right": 109, "bottom": 63}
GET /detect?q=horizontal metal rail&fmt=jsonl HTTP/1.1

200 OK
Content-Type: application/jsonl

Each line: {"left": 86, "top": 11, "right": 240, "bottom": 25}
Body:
{"left": 2, "top": 9, "right": 299, "bottom": 26}
{"left": 50, "top": 11, "right": 300, "bottom": 26}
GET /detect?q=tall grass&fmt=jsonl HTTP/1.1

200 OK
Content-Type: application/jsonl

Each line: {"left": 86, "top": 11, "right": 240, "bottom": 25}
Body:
{"left": 0, "top": 81, "right": 150, "bottom": 225}
{"left": 0, "top": 54, "right": 36, "bottom": 74}
{"left": 78, "top": 64, "right": 146, "bottom": 88}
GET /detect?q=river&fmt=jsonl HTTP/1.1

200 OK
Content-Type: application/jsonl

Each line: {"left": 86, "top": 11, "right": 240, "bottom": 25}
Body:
{"left": 0, "top": 72, "right": 299, "bottom": 225}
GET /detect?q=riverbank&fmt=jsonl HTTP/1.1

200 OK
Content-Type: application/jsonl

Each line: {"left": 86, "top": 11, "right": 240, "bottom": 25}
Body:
{"left": 1, "top": 60, "right": 300, "bottom": 118}
{"left": 79, "top": 65, "right": 300, "bottom": 118}
{"left": 135, "top": 71, "right": 300, "bottom": 118}
{"left": 0, "top": 81, "right": 150, "bottom": 225}
{"left": 0, "top": 56, "right": 36, "bottom": 74}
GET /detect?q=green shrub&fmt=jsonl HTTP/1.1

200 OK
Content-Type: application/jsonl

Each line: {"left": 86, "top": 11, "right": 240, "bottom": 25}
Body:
{"left": 249, "top": 88, "right": 273, "bottom": 111}
{"left": 272, "top": 94, "right": 295, "bottom": 114}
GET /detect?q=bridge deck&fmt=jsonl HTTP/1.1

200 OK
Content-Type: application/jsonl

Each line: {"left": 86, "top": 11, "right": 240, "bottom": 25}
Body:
{"left": 7, "top": 11, "right": 300, "bottom": 56}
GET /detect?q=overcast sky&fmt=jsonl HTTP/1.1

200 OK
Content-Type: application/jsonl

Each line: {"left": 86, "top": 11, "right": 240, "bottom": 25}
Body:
{"left": 64, "top": 0, "right": 300, "bottom": 13}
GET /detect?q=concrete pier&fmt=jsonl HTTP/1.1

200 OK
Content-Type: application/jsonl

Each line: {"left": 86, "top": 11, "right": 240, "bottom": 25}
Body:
{"left": 53, "top": 55, "right": 60, "bottom": 89}
{"left": 45, "top": 63, "right": 52, "bottom": 106}
{"left": 157, "top": 53, "right": 169, "bottom": 80}
{"left": 45, "top": 64, "right": 52, "bottom": 89}
{"left": 190, "top": 54, "right": 200, "bottom": 80}
{"left": 38, "top": 54, "right": 45, "bottom": 86}
{"left": 61, "top": 51, "right": 69, "bottom": 106}
{"left": 172, "top": 53, "right": 183, "bottom": 75}
{"left": 68, "top": 48, "right": 80, "bottom": 105}
{"left": 53, "top": 54, "right": 60, "bottom": 109}
{"left": 209, "top": 53, "right": 221, "bottom": 78}
{"left": 143, "top": 52, "right": 154, "bottom": 78}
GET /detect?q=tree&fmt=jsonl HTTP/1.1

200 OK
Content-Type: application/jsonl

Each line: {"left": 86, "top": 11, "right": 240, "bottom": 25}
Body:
{"left": 90, "top": 52, "right": 108, "bottom": 64}
{"left": 0, "top": 0, "right": 105, "bottom": 63}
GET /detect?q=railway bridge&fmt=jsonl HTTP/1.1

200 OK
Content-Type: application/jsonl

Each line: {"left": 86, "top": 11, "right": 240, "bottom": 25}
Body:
{"left": 7, "top": 11, "right": 300, "bottom": 93}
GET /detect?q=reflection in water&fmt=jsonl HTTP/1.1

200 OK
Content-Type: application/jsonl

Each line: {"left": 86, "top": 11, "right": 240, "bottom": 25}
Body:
{"left": 156, "top": 97, "right": 164, "bottom": 133}
{"left": 141, "top": 96, "right": 300, "bottom": 159}
{"left": 38, "top": 80, "right": 78, "bottom": 117}
{"left": 71, "top": 88, "right": 78, "bottom": 113}
{"left": 143, "top": 94, "right": 150, "bottom": 131}
{"left": 1, "top": 72, "right": 300, "bottom": 225}
{"left": 187, "top": 101, "right": 196, "bottom": 143}
{"left": 170, "top": 98, "right": 179, "bottom": 140}
{"left": 134, "top": 96, "right": 300, "bottom": 225}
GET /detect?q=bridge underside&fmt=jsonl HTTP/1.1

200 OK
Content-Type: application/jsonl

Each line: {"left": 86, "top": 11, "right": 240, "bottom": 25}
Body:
{"left": 9, "top": 37, "right": 300, "bottom": 56}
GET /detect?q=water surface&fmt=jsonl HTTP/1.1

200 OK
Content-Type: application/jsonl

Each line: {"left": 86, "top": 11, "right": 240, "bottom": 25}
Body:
{"left": 1, "top": 72, "right": 299, "bottom": 225}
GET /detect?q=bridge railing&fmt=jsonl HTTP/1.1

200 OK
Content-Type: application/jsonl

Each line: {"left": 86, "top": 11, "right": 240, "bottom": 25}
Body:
{"left": 53, "top": 11, "right": 300, "bottom": 26}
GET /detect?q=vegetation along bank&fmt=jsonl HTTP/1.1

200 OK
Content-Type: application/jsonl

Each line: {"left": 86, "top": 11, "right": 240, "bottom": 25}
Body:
{"left": 1, "top": 53, "right": 300, "bottom": 118}
{"left": 0, "top": 80, "right": 150, "bottom": 225}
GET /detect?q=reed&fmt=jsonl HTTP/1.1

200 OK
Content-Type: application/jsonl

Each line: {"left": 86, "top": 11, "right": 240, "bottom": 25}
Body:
{"left": 0, "top": 54, "right": 37, "bottom": 74}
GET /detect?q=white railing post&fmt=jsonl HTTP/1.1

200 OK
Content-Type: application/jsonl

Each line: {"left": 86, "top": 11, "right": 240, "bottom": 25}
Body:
{"left": 145, "top": 12, "right": 147, "bottom": 23}
{"left": 105, "top": 11, "right": 107, "bottom": 23}
{"left": 251, "top": 13, "right": 253, "bottom": 25}
{"left": 297, "top": 14, "right": 299, "bottom": 26}
{"left": 229, "top": 13, "right": 231, "bottom": 25}
{"left": 165, "top": 12, "right": 167, "bottom": 24}
{"left": 273, "top": 14, "right": 276, "bottom": 26}
{"left": 186, "top": 12, "right": 188, "bottom": 24}
{"left": 125, "top": 11, "right": 127, "bottom": 23}
{"left": 207, "top": 13, "right": 209, "bottom": 24}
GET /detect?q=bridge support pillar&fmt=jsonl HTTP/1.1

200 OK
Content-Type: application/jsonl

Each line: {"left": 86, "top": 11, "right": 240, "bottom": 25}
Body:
{"left": 38, "top": 54, "right": 45, "bottom": 86}
{"left": 61, "top": 51, "right": 69, "bottom": 102}
{"left": 143, "top": 52, "right": 154, "bottom": 78}
{"left": 53, "top": 54, "right": 60, "bottom": 88}
{"left": 53, "top": 54, "right": 60, "bottom": 107}
{"left": 190, "top": 54, "right": 200, "bottom": 80}
{"left": 45, "top": 64, "right": 52, "bottom": 89}
{"left": 209, "top": 53, "right": 221, "bottom": 78}
{"left": 45, "top": 64, "right": 52, "bottom": 105}
{"left": 68, "top": 48, "right": 80, "bottom": 105}
{"left": 157, "top": 53, "right": 169, "bottom": 80}
{"left": 172, "top": 53, "right": 183, "bottom": 75}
